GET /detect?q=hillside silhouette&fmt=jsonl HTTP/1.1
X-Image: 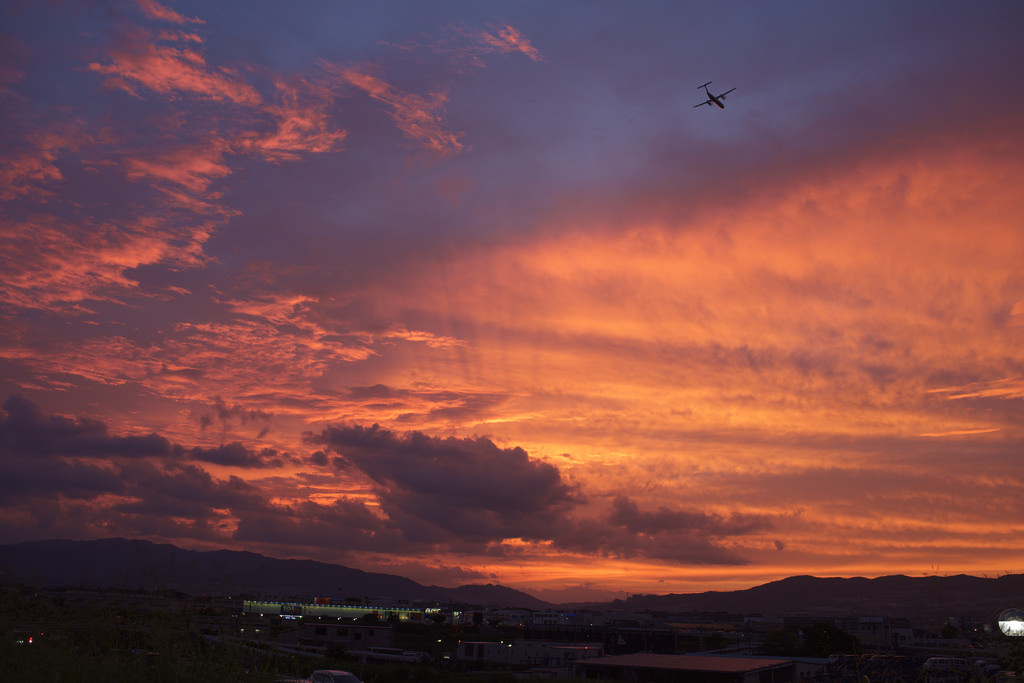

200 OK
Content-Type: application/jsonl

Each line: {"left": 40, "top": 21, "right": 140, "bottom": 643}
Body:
{"left": 611, "top": 573, "right": 1024, "bottom": 619}
{"left": 3, "top": 539, "right": 1022, "bottom": 619}
{"left": 0, "top": 538, "right": 549, "bottom": 608}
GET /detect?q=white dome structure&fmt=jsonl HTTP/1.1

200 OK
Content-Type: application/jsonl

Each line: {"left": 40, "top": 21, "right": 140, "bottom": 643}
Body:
{"left": 998, "top": 608, "right": 1024, "bottom": 637}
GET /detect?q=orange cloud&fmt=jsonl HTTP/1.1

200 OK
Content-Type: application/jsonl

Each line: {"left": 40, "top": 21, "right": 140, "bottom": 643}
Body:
{"left": 8, "top": 290, "right": 479, "bottom": 431}
{"left": 925, "top": 377, "right": 1024, "bottom": 401}
{"left": 380, "top": 327, "right": 465, "bottom": 349}
{"left": 918, "top": 428, "right": 1001, "bottom": 437}
{"left": 10, "top": 319, "right": 370, "bottom": 409}
{"left": 293, "top": 133, "right": 1022, "bottom": 581}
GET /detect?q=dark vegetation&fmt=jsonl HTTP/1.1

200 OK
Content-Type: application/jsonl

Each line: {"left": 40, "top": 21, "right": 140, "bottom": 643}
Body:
{"left": 759, "top": 621, "right": 861, "bottom": 657}
{"left": 0, "top": 584, "right": 562, "bottom": 683}
{"left": 3, "top": 584, "right": 290, "bottom": 681}
{"left": 6, "top": 581, "right": 1024, "bottom": 682}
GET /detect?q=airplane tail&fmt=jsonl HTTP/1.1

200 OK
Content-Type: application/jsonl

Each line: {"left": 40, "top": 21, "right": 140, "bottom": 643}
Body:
{"left": 698, "top": 81, "right": 712, "bottom": 89}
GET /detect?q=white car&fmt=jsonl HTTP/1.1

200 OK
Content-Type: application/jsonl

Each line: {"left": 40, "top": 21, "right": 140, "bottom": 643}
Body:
{"left": 307, "top": 670, "right": 363, "bottom": 683}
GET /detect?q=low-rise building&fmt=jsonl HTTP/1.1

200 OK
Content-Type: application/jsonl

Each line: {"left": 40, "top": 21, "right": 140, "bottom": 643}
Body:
{"left": 572, "top": 653, "right": 825, "bottom": 683}
{"left": 456, "top": 639, "right": 604, "bottom": 671}
{"left": 296, "top": 622, "right": 393, "bottom": 651}
{"left": 242, "top": 598, "right": 426, "bottom": 622}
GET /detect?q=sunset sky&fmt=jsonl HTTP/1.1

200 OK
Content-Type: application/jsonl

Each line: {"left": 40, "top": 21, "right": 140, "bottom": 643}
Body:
{"left": 2, "top": 0, "right": 1023, "bottom": 603}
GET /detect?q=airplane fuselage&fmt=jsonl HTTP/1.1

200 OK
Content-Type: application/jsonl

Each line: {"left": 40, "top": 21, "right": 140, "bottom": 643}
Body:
{"left": 694, "top": 81, "right": 735, "bottom": 110}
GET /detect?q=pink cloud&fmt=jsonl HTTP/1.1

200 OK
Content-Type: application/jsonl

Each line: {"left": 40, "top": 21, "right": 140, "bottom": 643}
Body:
{"left": 149, "top": 184, "right": 241, "bottom": 216}
{"left": 2, "top": 289, "right": 483, "bottom": 437}
{"left": 0, "top": 126, "right": 82, "bottom": 201}
{"left": 5, "top": 293, "right": 379, "bottom": 409}
{"left": 477, "top": 25, "right": 543, "bottom": 62}
{"left": 243, "top": 77, "right": 348, "bottom": 162}
{"left": 26, "top": 318, "right": 375, "bottom": 409}
{"left": 222, "top": 294, "right": 312, "bottom": 318}
{"left": 133, "top": 0, "right": 204, "bottom": 25}
{"left": 0, "top": 12, "right": 354, "bottom": 326}
{"left": 389, "top": 23, "right": 543, "bottom": 70}
{"left": 0, "top": 215, "right": 212, "bottom": 313}
{"left": 156, "top": 29, "right": 203, "bottom": 43}
{"left": 326, "top": 63, "right": 463, "bottom": 156}
{"left": 0, "top": 150, "right": 63, "bottom": 200}
{"left": 88, "top": 30, "right": 259, "bottom": 105}
{"left": 125, "top": 140, "right": 233, "bottom": 193}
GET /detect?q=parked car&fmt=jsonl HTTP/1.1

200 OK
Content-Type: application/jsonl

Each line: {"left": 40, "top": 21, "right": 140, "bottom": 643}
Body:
{"left": 306, "top": 670, "right": 363, "bottom": 683}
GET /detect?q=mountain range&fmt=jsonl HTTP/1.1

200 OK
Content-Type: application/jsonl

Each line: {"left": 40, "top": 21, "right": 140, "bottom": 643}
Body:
{"left": 611, "top": 573, "right": 1024, "bottom": 620}
{"left": 2, "top": 538, "right": 1022, "bottom": 619}
{"left": 0, "top": 538, "right": 550, "bottom": 609}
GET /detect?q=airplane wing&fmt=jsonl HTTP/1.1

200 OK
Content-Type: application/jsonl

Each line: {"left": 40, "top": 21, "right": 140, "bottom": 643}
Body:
{"left": 721, "top": 88, "right": 736, "bottom": 96}
{"left": 693, "top": 100, "right": 711, "bottom": 108}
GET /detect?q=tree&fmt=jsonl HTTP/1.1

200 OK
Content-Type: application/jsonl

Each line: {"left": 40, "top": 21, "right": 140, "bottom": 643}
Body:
{"left": 760, "top": 622, "right": 859, "bottom": 657}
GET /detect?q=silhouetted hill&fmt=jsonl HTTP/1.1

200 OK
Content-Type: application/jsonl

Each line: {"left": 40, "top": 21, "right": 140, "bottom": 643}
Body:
{"left": 4, "top": 540, "right": 1021, "bottom": 620}
{"left": 0, "top": 538, "right": 549, "bottom": 609}
{"left": 609, "top": 573, "right": 1024, "bottom": 620}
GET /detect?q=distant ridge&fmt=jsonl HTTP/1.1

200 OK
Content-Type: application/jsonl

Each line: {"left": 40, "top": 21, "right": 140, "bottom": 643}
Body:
{"left": 609, "top": 573, "right": 1024, "bottom": 620}
{"left": 3, "top": 539, "right": 1022, "bottom": 619}
{"left": 0, "top": 538, "right": 550, "bottom": 609}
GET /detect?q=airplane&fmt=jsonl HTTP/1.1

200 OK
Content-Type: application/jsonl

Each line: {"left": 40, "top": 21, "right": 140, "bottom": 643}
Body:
{"left": 693, "top": 81, "right": 736, "bottom": 109}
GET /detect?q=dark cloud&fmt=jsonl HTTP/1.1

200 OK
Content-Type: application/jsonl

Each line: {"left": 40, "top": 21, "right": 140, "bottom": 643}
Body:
{"left": 0, "top": 456, "right": 125, "bottom": 504}
{"left": 189, "top": 443, "right": 284, "bottom": 468}
{"left": 233, "top": 498, "right": 403, "bottom": 552}
{"left": 1, "top": 394, "right": 283, "bottom": 469}
{"left": 306, "top": 423, "right": 767, "bottom": 563}
{"left": 0, "top": 396, "right": 272, "bottom": 538}
{"left": 1, "top": 394, "right": 172, "bottom": 459}
{"left": 0, "top": 396, "right": 772, "bottom": 566}
{"left": 315, "top": 424, "right": 578, "bottom": 507}
{"left": 197, "top": 397, "right": 274, "bottom": 439}
{"left": 609, "top": 495, "right": 769, "bottom": 537}
{"left": 311, "top": 424, "right": 580, "bottom": 543}
{"left": 520, "top": 495, "right": 769, "bottom": 566}
{"left": 110, "top": 461, "right": 261, "bottom": 522}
